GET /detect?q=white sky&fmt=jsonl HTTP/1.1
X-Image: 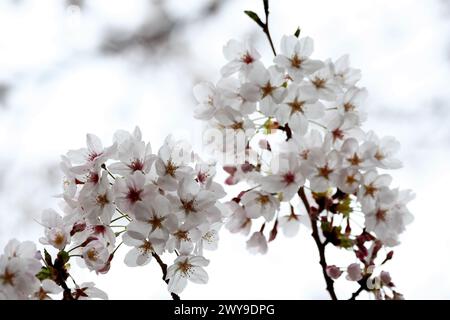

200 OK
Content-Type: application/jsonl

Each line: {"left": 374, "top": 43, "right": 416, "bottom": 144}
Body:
{"left": 0, "top": 0, "right": 449, "bottom": 299}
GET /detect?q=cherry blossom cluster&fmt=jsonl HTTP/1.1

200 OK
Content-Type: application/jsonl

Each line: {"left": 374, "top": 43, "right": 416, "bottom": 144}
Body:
{"left": 0, "top": 128, "right": 226, "bottom": 299}
{"left": 194, "top": 31, "right": 413, "bottom": 299}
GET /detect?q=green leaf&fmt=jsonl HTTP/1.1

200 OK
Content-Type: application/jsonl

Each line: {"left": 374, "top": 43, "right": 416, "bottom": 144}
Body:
{"left": 321, "top": 220, "right": 332, "bottom": 233}
{"left": 36, "top": 267, "right": 52, "bottom": 281}
{"left": 294, "top": 27, "right": 301, "bottom": 38}
{"left": 244, "top": 10, "right": 265, "bottom": 28}
{"left": 58, "top": 250, "right": 70, "bottom": 264}
{"left": 338, "top": 236, "right": 354, "bottom": 249}
{"left": 337, "top": 196, "right": 353, "bottom": 217}
{"left": 43, "top": 248, "right": 53, "bottom": 266}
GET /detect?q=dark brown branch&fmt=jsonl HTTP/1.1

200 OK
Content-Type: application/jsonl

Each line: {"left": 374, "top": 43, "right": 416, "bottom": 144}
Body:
{"left": 349, "top": 276, "right": 369, "bottom": 300}
{"left": 152, "top": 252, "right": 180, "bottom": 300}
{"left": 349, "top": 285, "right": 364, "bottom": 300}
{"left": 278, "top": 123, "right": 292, "bottom": 141}
{"left": 298, "top": 187, "right": 338, "bottom": 300}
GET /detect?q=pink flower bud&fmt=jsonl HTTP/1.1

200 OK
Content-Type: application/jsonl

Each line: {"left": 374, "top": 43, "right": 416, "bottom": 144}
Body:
{"left": 346, "top": 263, "right": 363, "bottom": 281}
{"left": 326, "top": 265, "right": 343, "bottom": 279}
{"left": 380, "top": 271, "right": 392, "bottom": 286}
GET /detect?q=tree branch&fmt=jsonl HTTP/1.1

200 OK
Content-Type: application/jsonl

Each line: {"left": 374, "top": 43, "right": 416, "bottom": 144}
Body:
{"left": 152, "top": 252, "right": 180, "bottom": 300}
{"left": 298, "top": 187, "right": 338, "bottom": 300}
{"left": 349, "top": 276, "right": 369, "bottom": 300}
{"left": 278, "top": 123, "right": 292, "bottom": 141}
{"left": 349, "top": 285, "right": 364, "bottom": 300}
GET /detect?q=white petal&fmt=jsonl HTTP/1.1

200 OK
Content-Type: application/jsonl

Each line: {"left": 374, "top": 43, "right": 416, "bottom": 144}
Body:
{"left": 189, "top": 266, "right": 209, "bottom": 284}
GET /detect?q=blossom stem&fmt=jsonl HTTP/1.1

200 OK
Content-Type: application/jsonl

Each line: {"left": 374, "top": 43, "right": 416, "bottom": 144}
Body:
{"left": 115, "top": 229, "right": 126, "bottom": 236}
{"left": 67, "top": 243, "right": 84, "bottom": 253}
{"left": 349, "top": 276, "right": 369, "bottom": 300}
{"left": 110, "top": 214, "right": 129, "bottom": 223}
{"left": 115, "top": 207, "right": 132, "bottom": 221}
{"left": 309, "top": 120, "right": 327, "bottom": 129}
{"left": 112, "top": 241, "right": 123, "bottom": 255}
{"left": 298, "top": 187, "right": 338, "bottom": 300}
{"left": 101, "top": 163, "right": 116, "bottom": 180}
{"left": 151, "top": 252, "right": 181, "bottom": 300}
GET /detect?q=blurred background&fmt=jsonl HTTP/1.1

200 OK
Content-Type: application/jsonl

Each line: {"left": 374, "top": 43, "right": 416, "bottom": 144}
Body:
{"left": 0, "top": 0, "right": 449, "bottom": 299}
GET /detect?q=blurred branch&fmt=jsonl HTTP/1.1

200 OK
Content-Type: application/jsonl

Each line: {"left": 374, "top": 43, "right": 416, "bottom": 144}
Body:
{"left": 100, "top": 0, "right": 228, "bottom": 56}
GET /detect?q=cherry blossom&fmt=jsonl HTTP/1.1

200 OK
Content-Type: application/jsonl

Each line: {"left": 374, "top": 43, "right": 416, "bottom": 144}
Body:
{"left": 109, "top": 131, "right": 155, "bottom": 176}
{"left": 193, "top": 82, "right": 222, "bottom": 120}
{"left": 278, "top": 213, "right": 301, "bottom": 237}
{"left": 73, "top": 282, "right": 108, "bottom": 300}
{"left": 330, "top": 55, "right": 362, "bottom": 88}
{"left": 39, "top": 209, "right": 71, "bottom": 250}
{"left": 34, "top": 280, "right": 63, "bottom": 300}
{"left": 221, "top": 39, "right": 262, "bottom": 77}
{"left": 113, "top": 171, "right": 154, "bottom": 214}
{"left": 122, "top": 231, "right": 165, "bottom": 267}
{"left": 67, "top": 133, "right": 117, "bottom": 171}
{"left": 274, "top": 35, "right": 323, "bottom": 81}
{"left": 240, "top": 190, "right": 279, "bottom": 221}
{"left": 166, "top": 255, "right": 209, "bottom": 294}
{"left": 261, "top": 153, "right": 305, "bottom": 200}
{"left": 276, "top": 83, "right": 324, "bottom": 136}
{"left": 246, "top": 231, "right": 268, "bottom": 254}
{"left": 82, "top": 239, "right": 110, "bottom": 273}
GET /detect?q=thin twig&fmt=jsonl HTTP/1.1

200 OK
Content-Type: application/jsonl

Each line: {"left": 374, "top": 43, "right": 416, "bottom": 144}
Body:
{"left": 152, "top": 252, "right": 180, "bottom": 300}
{"left": 298, "top": 187, "right": 338, "bottom": 300}
{"left": 101, "top": 163, "right": 116, "bottom": 180}
{"left": 278, "top": 123, "right": 292, "bottom": 141}
{"left": 262, "top": 0, "right": 277, "bottom": 56}
{"left": 349, "top": 285, "right": 365, "bottom": 300}
{"left": 349, "top": 276, "right": 369, "bottom": 300}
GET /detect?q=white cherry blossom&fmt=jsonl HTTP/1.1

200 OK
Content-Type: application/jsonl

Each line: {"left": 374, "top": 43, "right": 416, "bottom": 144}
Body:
{"left": 246, "top": 231, "right": 268, "bottom": 254}
{"left": 331, "top": 55, "right": 362, "bottom": 88}
{"left": 274, "top": 35, "right": 324, "bottom": 81}
{"left": 166, "top": 255, "right": 209, "bottom": 294}
{"left": 261, "top": 153, "right": 305, "bottom": 201}
{"left": 240, "top": 65, "right": 286, "bottom": 116}
{"left": 122, "top": 231, "right": 165, "bottom": 267}
{"left": 39, "top": 209, "right": 71, "bottom": 250}
{"left": 82, "top": 239, "right": 110, "bottom": 273}
{"left": 241, "top": 190, "right": 279, "bottom": 221}
{"left": 221, "top": 39, "right": 262, "bottom": 77}
{"left": 276, "top": 83, "right": 324, "bottom": 135}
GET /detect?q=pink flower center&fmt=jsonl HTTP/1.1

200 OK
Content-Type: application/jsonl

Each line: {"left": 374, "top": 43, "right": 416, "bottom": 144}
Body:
{"left": 376, "top": 209, "right": 387, "bottom": 222}
{"left": 241, "top": 52, "right": 254, "bottom": 64}
{"left": 88, "top": 152, "right": 103, "bottom": 162}
{"left": 197, "top": 171, "right": 208, "bottom": 184}
{"left": 87, "top": 172, "right": 99, "bottom": 184}
{"left": 129, "top": 159, "right": 144, "bottom": 172}
{"left": 127, "top": 188, "right": 142, "bottom": 203}
{"left": 283, "top": 172, "right": 296, "bottom": 185}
